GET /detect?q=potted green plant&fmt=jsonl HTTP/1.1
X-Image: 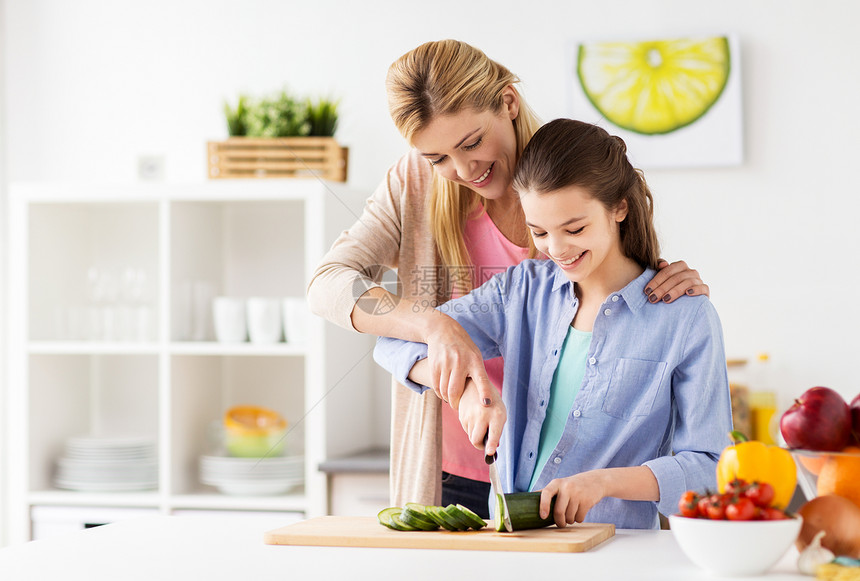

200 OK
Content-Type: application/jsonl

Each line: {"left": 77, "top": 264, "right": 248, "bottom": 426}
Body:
{"left": 305, "top": 97, "right": 340, "bottom": 137}
{"left": 211, "top": 90, "right": 347, "bottom": 181}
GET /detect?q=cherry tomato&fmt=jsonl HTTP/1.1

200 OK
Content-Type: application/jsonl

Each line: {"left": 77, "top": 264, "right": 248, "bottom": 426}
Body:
{"left": 706, "top": 494, "right": 726, "bottom": 520}
{"left": 725, "top": 477, "right": 748, "bottom": 495}
{"left": 726, "top": 496, "right": 756, "bottom": 521}
{"left": 696, "top": 495, "right": 713, "bottom": 518}
{"left": 759, "top": 506, "right": 788, "bottom": 520}
{"left": 677, "top": 491, "right": 700, "bottom": 518}
{"left": 744, "top": 481, "right": 775, "bottom": 508}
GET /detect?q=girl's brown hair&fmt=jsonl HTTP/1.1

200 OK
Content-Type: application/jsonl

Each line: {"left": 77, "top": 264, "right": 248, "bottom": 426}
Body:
{"left": 512, "top": 119, "right": 660, "bottom": 270}
{"left": 386, "top": 39, "right": 543, "bottom": 292}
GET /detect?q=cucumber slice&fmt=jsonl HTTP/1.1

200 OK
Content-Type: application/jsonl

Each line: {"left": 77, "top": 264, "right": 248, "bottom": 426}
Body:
{"left": 455, "top": 504, "right": 488, "bottom": 530}
{"left": 425, "top": 505, "right": 459, "bottom": 531}
{"left": 400, "top": 504, "right": 439, "bottom": 531}
{"left": 443, "top": 504, "right": 472, "bottom": 531}
{"left": 390, "top": 511, "right": 420, "bottom": 531}
{"left": 403, "top": 502, "right": 434, "bottom": 522}
{"left": 377, "top": 507, "right": 401, "bottom": 530}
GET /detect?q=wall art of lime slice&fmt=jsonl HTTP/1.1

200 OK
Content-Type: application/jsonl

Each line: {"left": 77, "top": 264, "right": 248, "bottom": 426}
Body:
{"left": 577, "top": 36, "right": 731, "bottom": 135}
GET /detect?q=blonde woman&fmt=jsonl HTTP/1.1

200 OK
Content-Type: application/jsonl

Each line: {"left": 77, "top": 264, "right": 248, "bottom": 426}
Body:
{"left": 307, "top": 40, "right": 708, "bottom": 517}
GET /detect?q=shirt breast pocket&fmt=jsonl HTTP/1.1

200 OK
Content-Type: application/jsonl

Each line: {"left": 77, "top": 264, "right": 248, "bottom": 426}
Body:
{"left": 601, "top": 358, "right": 667, "bottom": 419}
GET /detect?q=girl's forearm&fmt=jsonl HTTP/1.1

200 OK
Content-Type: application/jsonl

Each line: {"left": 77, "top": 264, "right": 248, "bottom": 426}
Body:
{"left": 405, "top": 357, "right": 433, "bottom": 388}
{"left": 597, "top": 466, "right": 660, "bottom": 502}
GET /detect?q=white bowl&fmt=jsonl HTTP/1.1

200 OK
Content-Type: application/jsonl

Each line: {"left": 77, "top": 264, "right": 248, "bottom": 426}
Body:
{"left": 669, "top": 514, "right": 802, "bottom": 576}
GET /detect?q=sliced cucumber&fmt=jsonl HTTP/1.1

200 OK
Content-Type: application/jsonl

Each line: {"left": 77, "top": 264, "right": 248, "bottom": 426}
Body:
{"left": 377, "top": 507, "right": 401, "bottom": 530}
{"left": 400, "top": 504, "right": 439, "bottom": 531}
{"left": 495, "top": 492, "right": 556, "bottom": 532}
{"left": 425, "top": 505, "right": 460, "bottom": 531}
{"left": 443, "top": 504, "right": 473, "bottom": 531}
{"left": 455, "top": 504, "right": 487, "bottom": 530}
{"left": 379, "top": 502, "right": 490, "bottom": 532}
{"left": 390, "top": 511, "right": 420, "bottom": 531}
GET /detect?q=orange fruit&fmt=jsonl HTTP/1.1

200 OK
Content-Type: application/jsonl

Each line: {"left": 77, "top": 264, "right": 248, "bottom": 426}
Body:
{"left": 799, "top": 454, "right": 828, "bottom": 476}
{"left": 817, "top": 446, "right": 860, "bottom": 508}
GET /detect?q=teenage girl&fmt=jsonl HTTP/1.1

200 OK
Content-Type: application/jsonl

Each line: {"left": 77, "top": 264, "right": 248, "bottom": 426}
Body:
{"left": 374, "top": 119, "right": 732, "bottom": 529}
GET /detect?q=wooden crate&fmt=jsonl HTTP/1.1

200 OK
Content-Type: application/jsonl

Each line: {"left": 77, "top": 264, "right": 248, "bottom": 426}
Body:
{"left": 208, "top": 137, "right": 348, "bottom": 181}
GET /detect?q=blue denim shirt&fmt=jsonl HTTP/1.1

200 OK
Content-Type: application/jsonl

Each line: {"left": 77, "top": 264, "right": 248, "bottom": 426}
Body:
{"left": 374, "top": 260, "right": 732, "bottom": 529}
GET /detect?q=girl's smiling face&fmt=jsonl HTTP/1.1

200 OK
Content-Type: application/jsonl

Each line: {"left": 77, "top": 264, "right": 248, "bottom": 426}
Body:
{"left": 521, "top": 185, "right": 629, "bottom": 287}
{"left": 410, "top": 87, "right": 520, "bottom": 201}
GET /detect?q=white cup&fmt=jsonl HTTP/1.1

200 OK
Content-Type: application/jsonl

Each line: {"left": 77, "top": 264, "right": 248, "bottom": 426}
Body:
{"left": 282, "top": 297, "right": 309, "bottom": 344}
{"left": 213, "top": 297, "right": 247, "bottom": 343}
{"left": 247, "top": 297, "right": 283, "bottom": 344}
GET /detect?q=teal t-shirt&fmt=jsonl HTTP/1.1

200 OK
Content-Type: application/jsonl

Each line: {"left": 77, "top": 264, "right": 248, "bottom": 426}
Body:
{"left": 529, "top": 325, "right": 592, "bottom": 491}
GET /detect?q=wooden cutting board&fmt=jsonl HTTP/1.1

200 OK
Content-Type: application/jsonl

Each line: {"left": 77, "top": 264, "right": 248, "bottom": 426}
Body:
{"left": 264, "top": 516, "right": 615, "bottom": 553}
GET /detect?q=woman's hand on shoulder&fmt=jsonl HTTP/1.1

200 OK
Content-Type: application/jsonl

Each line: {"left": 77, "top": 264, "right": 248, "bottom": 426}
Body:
{"left": 644, "top": 259, "right": 709, "bottom": 304}
{"left": 424, "top": 314, "right": 496, "bottom": 411}
{"left": 539, "top": 471, "right": 608, "bottom": 528}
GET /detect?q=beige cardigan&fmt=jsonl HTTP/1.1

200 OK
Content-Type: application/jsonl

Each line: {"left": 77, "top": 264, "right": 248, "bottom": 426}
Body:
{"left": 307, "top": 149, "right": 447, "bottom": 507}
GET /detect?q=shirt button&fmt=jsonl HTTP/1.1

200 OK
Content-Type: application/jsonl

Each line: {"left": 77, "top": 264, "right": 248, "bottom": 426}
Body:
{"left": 573, "top": 410, "right": 581, "bottom": 418}
{"left": 611, "top": 295, "right": 619, "bottom": 302}
{"left": 553, "top": 457, "right": 561, "bottom": 464}
{"left": 604, "top": 308, "right": 611, "bottom": 316}
{"left": 552, "top": 350, "right": 558, "bottom": 356}
{"left": 528, "top": 451, "right": 535, "bottom": 459}
{"left": 589, "top": 357, "right": 596, "bottom": 365}
{"left": 540, "top": 400, "right": 546, "bottom": 407}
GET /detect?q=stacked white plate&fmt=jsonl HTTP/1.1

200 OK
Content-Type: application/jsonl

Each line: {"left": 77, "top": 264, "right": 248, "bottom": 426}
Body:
{"left": 199, "top": 455, "right": 303, "bottom": 496}
{"left": 54, "top": 436, "right": 158, "bottom": 492}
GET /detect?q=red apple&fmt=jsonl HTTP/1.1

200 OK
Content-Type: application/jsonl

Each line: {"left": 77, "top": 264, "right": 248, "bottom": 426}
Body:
{"left": 851, "top": 393, "right": 860, "bottom": 446}
{"left": 779, "top": 386, "right": 851, "bottom": 451}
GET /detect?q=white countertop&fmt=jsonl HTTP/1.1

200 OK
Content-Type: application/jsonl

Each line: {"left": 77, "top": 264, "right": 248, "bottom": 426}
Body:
{"left": 0, "top": 515, "right": 808, "bottom": 581}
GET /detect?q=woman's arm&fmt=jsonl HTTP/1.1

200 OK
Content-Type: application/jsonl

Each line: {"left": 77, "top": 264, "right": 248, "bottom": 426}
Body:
{"left": 307, "top": 158, "right": 495, "bottom": 406}
{"left": 352, "top": 287, "right": 495, "bottom": 406}
{"left": 645, "top": 259, "right": 709, "bottom": 303}
{"left": 407, "top": 361, "right": 506, "bottom": 456}
{"left": 373, "top": 269, "right": 514, "bottom": 411}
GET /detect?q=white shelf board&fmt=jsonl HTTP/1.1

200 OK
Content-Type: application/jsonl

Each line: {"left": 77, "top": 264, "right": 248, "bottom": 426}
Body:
{"left": 169, "top": 490, "right": 307, "bottom": 512}
{"left": 28, "top": 341, "right": 161, "bottom": 355}
{"left": 28, "top": 490, "right": 163, "bottom": 508}
{"left": 169, "top": 342, "right": 307, "bottom": 356}
{"left": 25, "top": 342, "right": 309, "bottom": 357}
{"left": 10, "top": 179, "right": 343, "bottom": 203}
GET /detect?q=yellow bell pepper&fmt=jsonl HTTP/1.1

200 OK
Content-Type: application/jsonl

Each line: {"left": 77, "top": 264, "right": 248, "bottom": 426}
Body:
{"left": 716, "top": 431, "right": 797, "bottom": 509}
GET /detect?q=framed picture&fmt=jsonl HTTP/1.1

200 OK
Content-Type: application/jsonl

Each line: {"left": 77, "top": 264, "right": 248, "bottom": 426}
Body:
{"left": 569, "top": 34, "right": 743, "bottom": 169}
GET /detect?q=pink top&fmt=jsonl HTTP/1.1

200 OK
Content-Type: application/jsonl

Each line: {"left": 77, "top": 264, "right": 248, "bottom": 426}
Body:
{"left": 441, "top": 206, "right": 530, "bottom": 481}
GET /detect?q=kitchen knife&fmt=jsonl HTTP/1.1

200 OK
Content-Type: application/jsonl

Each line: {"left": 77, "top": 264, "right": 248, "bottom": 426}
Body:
{"left": 484, "top": 436, "right": 513, "bottom": 532}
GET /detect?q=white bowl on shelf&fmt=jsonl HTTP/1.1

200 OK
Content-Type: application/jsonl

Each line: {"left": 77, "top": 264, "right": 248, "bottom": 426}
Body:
{"left": 199, "top": 455, "right": 304, "bottom": 496}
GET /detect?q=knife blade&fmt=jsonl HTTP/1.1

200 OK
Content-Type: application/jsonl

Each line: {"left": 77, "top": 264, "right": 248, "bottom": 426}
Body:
{"left": 485, "top": 438, "right": 512, "bottom": 532}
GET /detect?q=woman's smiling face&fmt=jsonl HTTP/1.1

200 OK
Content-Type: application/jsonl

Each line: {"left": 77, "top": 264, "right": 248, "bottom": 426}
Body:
{"left": 521, "top": 185, "right": 629, "bottom": 285}
{"left": 410, "top": 87, "right": 519, "bottom": 201}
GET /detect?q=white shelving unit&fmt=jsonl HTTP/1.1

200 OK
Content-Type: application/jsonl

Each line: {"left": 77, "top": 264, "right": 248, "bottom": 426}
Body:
{"left": 5, "top": 180, "right": 379, "bottom": 543}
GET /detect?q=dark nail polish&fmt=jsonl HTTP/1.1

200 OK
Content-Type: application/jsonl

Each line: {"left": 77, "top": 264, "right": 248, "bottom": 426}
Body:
{"left": 482, "top": 398, "right": 491, "bottom": 405}
{"left": 644, "top": 287, "right": 653, "bottom": 295}
{"left": 662, "top": 294, "right": 671, "bottom": 303}
{"left": 649, "top": 293, "right": 658, "bottom": 303}
{"left": 686, "top": 289, "right": 694, "bottom": 295}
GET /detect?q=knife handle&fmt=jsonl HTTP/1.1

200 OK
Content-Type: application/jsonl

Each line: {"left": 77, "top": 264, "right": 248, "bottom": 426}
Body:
{"left": 483, "top": 433, "right": 497, "bottom": 464}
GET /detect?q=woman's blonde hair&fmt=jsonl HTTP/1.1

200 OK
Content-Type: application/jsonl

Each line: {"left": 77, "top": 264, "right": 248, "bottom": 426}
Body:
{"left": 386, "top": 39, "right": 543, "bottom": 293}
{"left": 513, "top": 119, "right": 661, "bottom": 270}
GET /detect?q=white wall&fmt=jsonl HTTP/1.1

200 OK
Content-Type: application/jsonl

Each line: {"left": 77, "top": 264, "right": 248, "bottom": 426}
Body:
{"left": 4, "top": 0, "right": 860, "bottom": 422}
{"left": 0, "top": 0, "right": 8, "bottom": 548}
